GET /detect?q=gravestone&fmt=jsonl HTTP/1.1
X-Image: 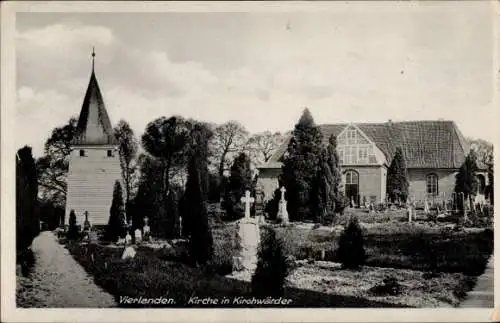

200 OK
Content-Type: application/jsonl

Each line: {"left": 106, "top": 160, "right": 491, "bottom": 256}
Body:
{"left": 368, "top": 202, "right": 375, "bottom": 214}
{"left": 143, "top": 217, "right": 151, "bottom": 242}
{"left": 240, "top": 190, "right": 255, "bottom": 220}
{"left": 277, "top": 186, "right": 289, "bottom": 225}
{"left": 88, "top": 230, "right": 99, "bottom": 244}
{"left": 134, "top": 228, "right": 142, "bottom": 244}
{"left": 83, "top": 211, "right": 91, "bottom": 232}
{"left": 424, "top": 199, "right": 430, "bottom": 215}
{"left": 233, "top": 190, "right": 260, "bottom": 274}
{"left": 407, "top": 201, "right": 414, "bottom": 223}
{"left": 254, "top": 185, "right": 265, "bottom": 220}
{"left": 121, "top": 246, "right": 136, "bottom": 260}
{"left": 125, "top": 232, "right": 132, "bottom": 245}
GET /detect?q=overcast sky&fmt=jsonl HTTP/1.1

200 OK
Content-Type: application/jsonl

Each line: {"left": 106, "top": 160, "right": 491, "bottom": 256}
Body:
{"left": 16, "top": 2, "right": 496, "bottom": 157}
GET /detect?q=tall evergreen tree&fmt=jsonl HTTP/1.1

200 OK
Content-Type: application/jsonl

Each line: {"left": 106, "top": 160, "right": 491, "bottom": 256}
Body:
{"left": 281, "top": 108, "right": 324, "bottom": 221}
{"left": 386, "top": 147, "right": 409, "bottom": 204}
{"left": 455, "top": 150, "right": 479, "bottom": 210}
{"left": 314, "top": 134, "right": 344, "bottom": 222}
{"left": 183, "top": 124, "right": 214, "bottom": 266}
{"left": 105, "top": 180, "right": 126, "bottom": 242}
{"left": 224, "top": 152, "right": 253, "bottom": 219}
{"left": 16, "top": 146, "right": 40, "bottom": 251}
{"left": 67, "top": 210, "right": 78, "bottom": 240}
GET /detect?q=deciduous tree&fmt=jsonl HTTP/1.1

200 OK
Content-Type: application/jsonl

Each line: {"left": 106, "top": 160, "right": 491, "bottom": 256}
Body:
{"left": 246, "top": 131, "right": 286, "bottom": 165}
{"left": 36, "top": 117, "right": 77, "bottom": 207}
{"left": 210, "top": 121, "right": 249, "bottom": 179}
{"left": 114, "top": 119, "right": 139, "bottom": 218}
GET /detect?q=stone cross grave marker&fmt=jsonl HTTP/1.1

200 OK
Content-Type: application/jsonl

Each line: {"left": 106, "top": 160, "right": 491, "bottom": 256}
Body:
{"left": 241, "top": 190, "right": 255, "bottom": 219}
{"left": 278, "top": 186, "right": 289, "bottom": 225}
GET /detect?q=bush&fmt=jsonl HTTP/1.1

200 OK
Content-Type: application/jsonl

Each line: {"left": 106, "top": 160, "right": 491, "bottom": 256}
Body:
{"left": 252, "top": 227, "right": 289, "bottom": 297}
{"left": 337, "top": 217, "right": 365, "bottom": 269}
{"left": 369, "top": 276, "right": 402, "bottom": 296}
{"left": 67, "top": 210, "right": 79, "bottom": 241}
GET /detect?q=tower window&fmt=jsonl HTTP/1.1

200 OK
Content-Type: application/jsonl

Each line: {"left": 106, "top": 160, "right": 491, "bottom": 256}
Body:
{"left": 107, "top": 150, "right": 113, "bottom": 157}
{"left": 79, "top": 149, "right": 86, "bottom": 157}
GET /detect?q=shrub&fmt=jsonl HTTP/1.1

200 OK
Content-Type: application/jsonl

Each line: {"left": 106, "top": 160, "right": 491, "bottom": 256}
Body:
{"left": 337, "top": 216, "right": 365, "bottom": 269}
{"left": 252, "top": 227, "right": 289, "bottom": 297}
{"left": 369, "top": 276, "right": 402, "bottom": 296}
{"left": 67, "top": 210, "right": 79, "bottom": 241}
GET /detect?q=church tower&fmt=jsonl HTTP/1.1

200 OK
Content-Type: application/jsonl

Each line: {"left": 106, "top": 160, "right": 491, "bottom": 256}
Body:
{"left": 65, "top": 49, "right": 121, "bottom": 227}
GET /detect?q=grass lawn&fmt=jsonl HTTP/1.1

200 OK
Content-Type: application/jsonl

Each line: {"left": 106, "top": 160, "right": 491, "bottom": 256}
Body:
{"left": 65, "top": 241, "right": 406, "bottom": 307}
{"left": 287, "top": 262, "right": 475, "bottom": 307}
{"left": 62, "top": 209, "right": 492, "bottom": 308}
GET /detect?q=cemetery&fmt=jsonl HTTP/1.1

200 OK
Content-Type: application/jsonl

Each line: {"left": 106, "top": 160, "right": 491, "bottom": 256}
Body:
{"left": 17, "top": 52, "right": 494, "bottom": 308}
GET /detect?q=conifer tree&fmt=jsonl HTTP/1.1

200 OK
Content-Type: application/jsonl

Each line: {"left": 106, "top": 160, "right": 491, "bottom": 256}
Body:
{"left": 337, "top": 217, "right": 365, "bottom": 269}
{"left": 281, "top": 108, "right": 324, "bottom": 221}
{"left": 314, "top": 134, "right": 345, "bottom": 221}
{"left": 16, "top": 146, "right": 40, "bottom": 250}
{"left": 67, "top": 210, "right": 78, "bottom": 240}
{"left": 224, "top": 152, "right": 253, "bottom": 219}
{"left": 105, "top": 180, "right": 126, "bottom": 242}
{"left": 455, "top": 150, "right": 479, "bottom": 210}
{"left": 251, "top": 228, "right": 288, "bottom": 297}
{"left": 386, "top": 147, "right": 409, "bottom": 204}
{"left": 183, "top": 124, "right": 214, "bottom": 266}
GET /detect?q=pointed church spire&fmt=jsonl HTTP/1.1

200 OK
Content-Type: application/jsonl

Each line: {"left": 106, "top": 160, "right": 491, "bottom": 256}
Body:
{"left": 91, "top": 47, "right": 95, "bottom": 72}
{"left": 72, "top": 51, "right": 117, "bottom": 146}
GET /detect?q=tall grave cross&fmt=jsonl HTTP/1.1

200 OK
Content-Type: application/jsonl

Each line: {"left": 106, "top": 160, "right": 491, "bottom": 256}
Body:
{"left": 280, "top": 186, "right": 286, "bottom": 201}
{"left": 241, "top": 190, "right": 255, "bottom": 219}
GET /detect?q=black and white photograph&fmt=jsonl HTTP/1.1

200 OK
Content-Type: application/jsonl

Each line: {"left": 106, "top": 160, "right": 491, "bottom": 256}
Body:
{"left": 2, "top": 1, "right": 497, "bottom": 322}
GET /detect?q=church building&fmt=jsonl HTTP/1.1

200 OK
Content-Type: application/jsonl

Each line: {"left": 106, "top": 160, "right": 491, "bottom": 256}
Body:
{"left": 257, "top": 119, "right": 489, "bottom": 205}
{"left": 65, "top": 50, "right": 121, "bottom": 226}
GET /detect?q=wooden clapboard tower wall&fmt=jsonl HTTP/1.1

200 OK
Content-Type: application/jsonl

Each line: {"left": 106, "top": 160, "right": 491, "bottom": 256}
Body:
{"left": 65, "top": 49, "right": 121, "bottom": 226}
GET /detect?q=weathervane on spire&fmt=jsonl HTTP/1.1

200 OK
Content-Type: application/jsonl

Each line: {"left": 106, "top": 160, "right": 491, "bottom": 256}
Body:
{"left": 91, "top": 46, "right": 95, "bottom": 72}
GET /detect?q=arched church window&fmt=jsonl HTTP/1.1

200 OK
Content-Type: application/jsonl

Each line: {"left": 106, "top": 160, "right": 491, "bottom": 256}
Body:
{"left": 426, "top": 174, "right": 439, "bottom": 197}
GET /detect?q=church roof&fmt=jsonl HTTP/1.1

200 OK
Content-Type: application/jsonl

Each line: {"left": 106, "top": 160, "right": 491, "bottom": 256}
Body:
{"left": 263, "top": 120, "right": 473, "bottom": 169}
{"left": 73, "top": 53, "right": 117, "bottom": 146}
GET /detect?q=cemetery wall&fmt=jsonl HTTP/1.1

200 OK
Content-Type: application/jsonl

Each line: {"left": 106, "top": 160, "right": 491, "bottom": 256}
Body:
{"left": 65, "top": 146, "right": 121, "bottom": 226}
{"left": 408, "top": 168, "right": 457, "bottom": 201}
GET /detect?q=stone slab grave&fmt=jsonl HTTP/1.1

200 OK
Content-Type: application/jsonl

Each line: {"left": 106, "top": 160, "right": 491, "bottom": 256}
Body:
{"left": 230, "top": 190, "right": 261, "bottom": 281}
